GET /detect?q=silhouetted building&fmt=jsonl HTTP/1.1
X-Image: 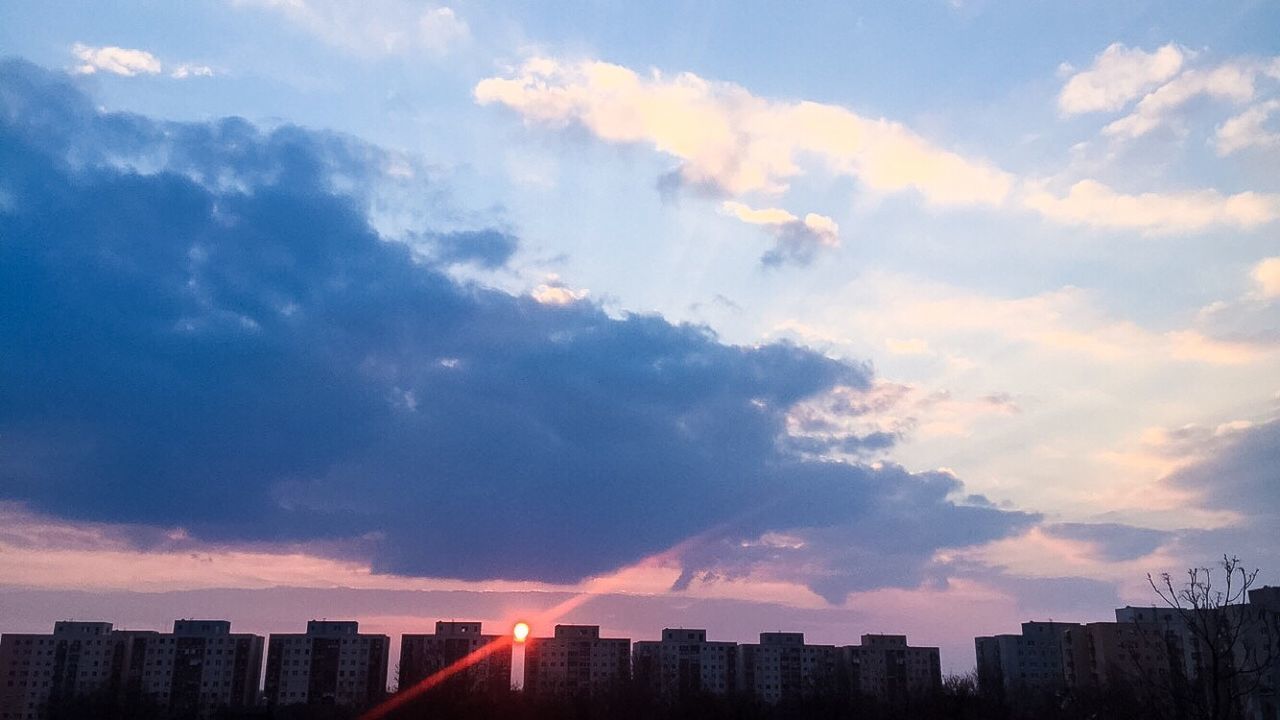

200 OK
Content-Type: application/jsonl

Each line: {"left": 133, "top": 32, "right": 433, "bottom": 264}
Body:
{"left": 1119, "top": 588, "right": 1280, "bottom": 720}
{"left": 0, "top": 620, "right": 262, "bottom": 720}
{"left": 1114, "top": 606, "right": 1200, "bottom": 682}
{"left": 975, "top": 621, "right": 1077, "bottom": 698}
{"left": 150, "top": 620, "right": 263, "bottom": 718}
{"left": 1061, "top": 621, "right": 1181, "bottom": 690}
{"left": 523, "top": 625, "right": 629, "bottom": 697}
{"left": 847, "top": 634, "right": 941, "bottom": 702}
{"left": 1, "top": 622, "right": 121, "bottom": 720}
{"left": 399, "top": 621, "right": 511, "bottom": 696}
{"left": 738, "top": 632, "right": 842, "bottom": 703}
{"left": 633, "top": 629, "right": 737, "bottom": 699}
{"left": 264, "top": 621, "right": 389, "bottom": 710}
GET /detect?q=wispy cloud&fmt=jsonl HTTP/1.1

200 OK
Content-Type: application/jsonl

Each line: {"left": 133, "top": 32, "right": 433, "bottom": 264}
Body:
{"left": 1060, "top": 42, "right": 1280, "bottom": 144}
{"left": 1103, "top": 63, "right": 1260, "bottom": 140}
{"left": 234, "top": 0, "right": 469, "bottom": 56}
{"left": 1215, "top": 99, "right": 1280, "bottom": 156}
{"left": 1022, "top": 179, "right": 1280, "bottom": 234}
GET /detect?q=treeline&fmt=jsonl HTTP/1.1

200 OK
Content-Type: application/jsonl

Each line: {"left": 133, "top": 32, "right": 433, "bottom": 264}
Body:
{"left": 40, "top": 674, "right": 1190, "bottom": 720}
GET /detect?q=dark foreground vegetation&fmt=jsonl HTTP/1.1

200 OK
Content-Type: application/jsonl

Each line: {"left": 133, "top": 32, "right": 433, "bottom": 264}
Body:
{"left": 41, "top": 675, "right": 1204, "bottom": 720}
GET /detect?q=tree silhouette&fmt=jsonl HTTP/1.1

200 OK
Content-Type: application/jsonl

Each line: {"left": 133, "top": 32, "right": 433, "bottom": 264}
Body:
{"left": 1146, "top": 555, "right": 1280, "bottom": 720}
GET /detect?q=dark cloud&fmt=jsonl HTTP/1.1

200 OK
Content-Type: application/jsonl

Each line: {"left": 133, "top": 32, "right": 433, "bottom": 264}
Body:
{"left": 1042, "top": 522, "right": 1170, "bottom": 562}
{"left": 758, "top": 219, "right": 838, "bottom": 269}
{"left": 1165, "top": 419, "right": 1280, "bottom": 520}
{"left": 1161, "top": 419, "right": 1280, "bottom": 578}
{"left": 424, "top": 229, "right": 517, "bottom": 268}
{"left": 0, "top": 60, "right": 1031, "bottom": 598}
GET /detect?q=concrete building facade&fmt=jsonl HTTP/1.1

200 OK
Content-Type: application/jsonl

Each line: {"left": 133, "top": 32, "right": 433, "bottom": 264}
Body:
{"left": 1060, "top": 622, "right": 1180, "bottom": 691}
{"left": 633, "top": 629, "right": 737, "bottom": 699}
{"left": 0, "top": 620, "right": 262, "bottom": 720}
{"left": 974, "top": 621, "right": 1077, "bottom": 698}
{"left": 264, "top": 620, "right": 389, "bottom": 710}
{"left": 399, "top": 621, "right": 511, "bottom": 696}
{"left": 847, "top": 634, "right": 941, "bottom": 702}
{"left": 738, "top": 632, "right": 842, "bottom": 703}
{"left": 523, "top": 625, "right": 629, "bottom": 698}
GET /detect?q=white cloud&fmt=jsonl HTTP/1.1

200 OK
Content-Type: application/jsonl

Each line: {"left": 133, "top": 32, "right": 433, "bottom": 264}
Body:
{"left": 71, "top": 43, "right": 216, "bottom": 80}
{"left": 1252, "top": 257, "right": 1280, "bottom": 298}
{"left": 234, "top": 0, "right": 468, "bottom": 55}
{"left": 71, "top": 43, "right": 162, "bottom": 77}
{"left": 720, "top": 201, "right": 839, "bottom": 266}
{"left": 1023, "top": 179, "right": 1280, "bottom": 234}
{"left": 475, "top": 57, "right": 1014, "bottom": 209}
{"left": 530, "top": 275, "right": 589, "bottom": 306}
{"left": 1103, "top": 63, "right": 1259, "bottom": 140}
{"left": 1058, "top": 43, "right": 1185, "bottom": 115}
{"left": 1215, "top": 99, "right": 1280, "bottom": 156}
{"left": 478, "top": 56, "right": 1278, "bottom": 241}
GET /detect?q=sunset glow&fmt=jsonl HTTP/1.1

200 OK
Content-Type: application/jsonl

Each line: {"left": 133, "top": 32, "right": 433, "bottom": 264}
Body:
{"left": 2, "top": 3, "right": 1280, "bottom": 718}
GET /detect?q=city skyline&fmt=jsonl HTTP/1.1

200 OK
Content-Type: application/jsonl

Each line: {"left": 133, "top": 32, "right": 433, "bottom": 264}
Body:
{"left": 1, "top": 0, "right": 1279, "bottom": 696}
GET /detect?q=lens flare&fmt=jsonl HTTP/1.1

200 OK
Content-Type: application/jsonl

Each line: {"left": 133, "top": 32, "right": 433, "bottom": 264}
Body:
{"left": 512, "top": 621, "right": 530, "bottom": 643}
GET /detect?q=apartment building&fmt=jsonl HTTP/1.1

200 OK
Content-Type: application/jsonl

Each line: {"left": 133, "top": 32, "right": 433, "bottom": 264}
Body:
{"left": 633, "top": 628, "right": 737, "bottom": 699}
{"left": 1117, "top": 589, "right": 1280, "bottom": 720}
{"left": 975, "top": 621, "right": 1077, "bottom": 698}
{"left": 523, "top": 625, "right": 629, "bottom": 698}
{"left": 1, "top": 622, "right": 121, "bottom": 720}
{"left": 144, "top": 620, "right": 263, "bottom": 718}
{"left": 399, "top": 621, "right": 511, "bottom": 695}
{"left": 0, "top": 620, "right": 261, "bottom": 720}
{"left": 1060, "top": 621, "right": 1180, "bottom": 691}
{"left": 738, "top": 632, "right": 843, "bottom": 703}
{"left": 264, "top": 621, "right": 389, "bottom": 710}
{"left": 847, "top": 634, "right": 941, "bottom": 702}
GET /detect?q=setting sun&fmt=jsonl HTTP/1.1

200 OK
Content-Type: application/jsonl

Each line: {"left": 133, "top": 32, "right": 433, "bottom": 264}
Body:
{"left": 512, "top": 621, "right": 530, "bottom": 643}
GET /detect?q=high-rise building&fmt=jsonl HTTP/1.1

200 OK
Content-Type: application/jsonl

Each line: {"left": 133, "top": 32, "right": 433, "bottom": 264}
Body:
{"left": 974, "top": 622, "right": 1077, "bottom": 698}
{"left": 399, "top": 621, "right": 511, "bottom": 696}
{"left": 0, "top": 620, "right": 262, "bottom": 720}
{"left": 738, "top": 632, "right": 843, "bottom": 703}
{"left": 523, "top": 625, "right": 629, "bottom": 698}
{"left": 1, "top": 622, "right": 121, "bottom": 720}
{"left": 846, "top": 634, "right": 941, "bottom": 702}
{"left": 633, "top": 629, "right": 737, "bottom": 699}
{"left": 1118, "top": 589, "right": 1280, "bottom": 720}
{"left": 1060, "top": 621, "right": 1180, "bottom": 691}
{"left": 149, "top": 620, "right": 263, "bottom": 718}
{"left": 264, "top": 621, "right": 389, "bottom": 710}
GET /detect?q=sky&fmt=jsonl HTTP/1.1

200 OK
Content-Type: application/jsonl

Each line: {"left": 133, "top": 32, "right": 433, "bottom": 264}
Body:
{"left": 1, "top": 0, "right": 1279, "bottom": 675}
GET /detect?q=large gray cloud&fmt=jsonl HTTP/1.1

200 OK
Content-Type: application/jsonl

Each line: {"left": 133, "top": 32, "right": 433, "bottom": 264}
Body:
{"left": 1162, "top": 418, "right": 1280, "bottom": 576}
{"left": 0, "top": 59, "right": 1033, "bottom": 599}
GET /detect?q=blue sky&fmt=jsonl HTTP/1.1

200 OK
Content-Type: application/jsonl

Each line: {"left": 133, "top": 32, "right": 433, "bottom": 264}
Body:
{"left": 1, "top": 1, "right": 1278, "bottom": 671}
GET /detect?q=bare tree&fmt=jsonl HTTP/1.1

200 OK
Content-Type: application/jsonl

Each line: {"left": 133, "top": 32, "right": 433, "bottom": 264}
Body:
{"left": 1146, "top": 555, "right": 1280, "bottom": 720}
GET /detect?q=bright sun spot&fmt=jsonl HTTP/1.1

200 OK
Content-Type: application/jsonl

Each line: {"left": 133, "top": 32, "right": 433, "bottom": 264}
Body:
{"left": 512, "top": 621, "right": 530, "bottom": 643}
